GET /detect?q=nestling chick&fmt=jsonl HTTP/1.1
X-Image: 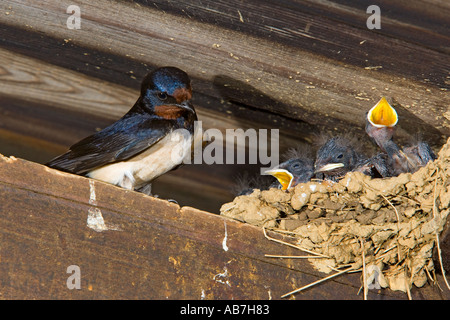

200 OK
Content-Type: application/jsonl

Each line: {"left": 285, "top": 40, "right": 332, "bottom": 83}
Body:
{"left": 266, "top": 145, "right": 314, "bottom": 190}
{"left": 314, "top": 136, "right": 366, "bottom": 181}
{"left": 365, "top": 97, "right": 436, "bottom": 176}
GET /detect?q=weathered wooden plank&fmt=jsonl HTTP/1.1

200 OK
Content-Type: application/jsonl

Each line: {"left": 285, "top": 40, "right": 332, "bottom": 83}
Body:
{"left": 1, "top": 0, "right": 448, "bottom": 143}
{"left": 0, "top": 46, "right": 311, "bottom": 145}
{"left": 148, "top": 0, "right": 450, "bottom": 83}
{"left": 1, "top": 154, "right": 448, "bottom": 299}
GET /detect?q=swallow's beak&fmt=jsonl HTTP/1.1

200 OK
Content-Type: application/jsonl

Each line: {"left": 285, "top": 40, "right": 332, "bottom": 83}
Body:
{"left": 367, "top": 97, "right": 398, "bottom": 128}
{"left": 315, "top": 162, "right": 345, "bottom": 173}
{"left": 179, "top": 100, "right": 195, "bottom": 113}
{"left": 265, "top": 168, "right": 294, "bottom": 191}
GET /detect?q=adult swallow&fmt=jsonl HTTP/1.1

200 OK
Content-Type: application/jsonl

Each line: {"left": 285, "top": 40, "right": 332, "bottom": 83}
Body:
{"left": 365, "top": 97, "right": 436, "bottom": 175}
{"left": 46, "top": 66, "right": 197, "bottom": 195}
{"left": 314, "top": 136, "right": 365, "bottom": 181}
{"left": 266, "top": 146, "right": 314, "bottom": 190}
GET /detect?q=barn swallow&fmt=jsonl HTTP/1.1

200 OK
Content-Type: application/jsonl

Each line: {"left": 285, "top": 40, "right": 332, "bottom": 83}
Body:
{"left": 46, "top": 66, "right": 197, "bottom": 195}
{"left": 265, "top": 146, "right": 314, "bottom": 190}
{"left": 314, "top": 136, "right": 365, "bottom": 181}
{"left": 365, "top": 97, "right": 436, "bottom": 175}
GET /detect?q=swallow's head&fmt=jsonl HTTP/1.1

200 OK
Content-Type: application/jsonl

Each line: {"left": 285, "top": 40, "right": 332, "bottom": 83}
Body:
{"left": 314, "top": 137, "right": 360, "bottom": 178}
{"left": 266, "top": 158, "right": 314, "bottom": 191}
{"left": 365, "top": 97, "right": 398, "bottom": 149}
{"left": 140, "top": 67, "right": 195, "bottom": 116}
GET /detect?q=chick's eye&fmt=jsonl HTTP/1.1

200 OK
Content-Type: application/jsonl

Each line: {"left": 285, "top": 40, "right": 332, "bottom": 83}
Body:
{"left": 337, "top": 154, "right": 344, "bottom": 159}
{"left": 157, "top": 92, "right": 168, "bottom": 100}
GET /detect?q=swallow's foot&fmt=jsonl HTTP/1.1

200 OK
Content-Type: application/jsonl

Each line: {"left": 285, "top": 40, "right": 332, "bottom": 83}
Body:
{"left": 136, "top": 183, "right": 153, "bottom": 196}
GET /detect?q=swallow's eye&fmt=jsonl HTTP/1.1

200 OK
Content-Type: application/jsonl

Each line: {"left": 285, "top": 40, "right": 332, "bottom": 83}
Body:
{"left": 337, "top": 154, "right": 344, "bottom": 159}
{"left": 157, "top": 92, "right": 168, "bottom": 100}
{"left": 292, "top": 163, "right": 300, "bottom": 169}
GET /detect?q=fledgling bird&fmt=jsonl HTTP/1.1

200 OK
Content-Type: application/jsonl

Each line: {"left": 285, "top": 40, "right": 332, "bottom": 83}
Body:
{"left": 314, "top": 136, "right": 367, "bottom": 181}
{"left": 314, "top": 135, "right": 391, "bottom": 180}
{"left": 365, "top": 97, "right": 436, "bottom": 175}
{"left": 365, "top": 97, "right": 400, "bottom": 158}
{"left": 46, "top": 66, "right": 198, "bottom": 195}
{"left": 265, "top": 146, "right": 314, "bottom": 190}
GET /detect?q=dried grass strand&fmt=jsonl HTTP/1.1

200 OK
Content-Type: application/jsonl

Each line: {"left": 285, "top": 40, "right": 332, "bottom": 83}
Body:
{"left": 432, "top": 169, "right": 450, "bottom": 290}
{"left": 263, "top": 227, "right": 329, "bottom": 258}
{"left": 264, "top": 254, "right": 323, "bottom": 259}
{"left": 405, "top": 269, "right": 412, "bottom": 300}
{"left": 281, "top": 267, "right": 354, "bottom": 298}
{"left": 381, "top": 194, "right": 402, "bottom": 261}
{"left": 360, "top": 237, "right": 368, "bottom": 300}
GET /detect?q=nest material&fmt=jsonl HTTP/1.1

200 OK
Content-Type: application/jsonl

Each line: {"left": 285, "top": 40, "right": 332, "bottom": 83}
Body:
{"left": 220, "top": 138, "right": 450, "bottom": 294}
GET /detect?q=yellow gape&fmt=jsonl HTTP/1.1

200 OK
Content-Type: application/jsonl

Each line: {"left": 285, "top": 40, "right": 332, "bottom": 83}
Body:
{"left": 265, "top": 169, "right": 294, "bottom": 191}
{"left": 367, "top": 97, "right": 398, "bottom": 127}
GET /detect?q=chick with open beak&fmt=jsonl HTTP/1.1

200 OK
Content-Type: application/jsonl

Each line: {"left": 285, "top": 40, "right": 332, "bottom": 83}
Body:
{"left": 365, "top": 97, "right": 436, "bottom": 175}
{"left": 265, "top": 146, "right": 314, "bottom": 190}
{"left": 365, "top": 96, "right": 400, "bottom": 157}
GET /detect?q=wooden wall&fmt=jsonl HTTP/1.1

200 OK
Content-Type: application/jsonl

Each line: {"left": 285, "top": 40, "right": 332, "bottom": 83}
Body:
{"left": 1, "top": 0, "right": 449, "bottom": 212}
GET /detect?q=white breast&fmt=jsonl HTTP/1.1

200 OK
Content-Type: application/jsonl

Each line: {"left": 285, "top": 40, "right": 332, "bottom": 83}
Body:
{"left": 87, "top": 130, "right": 193, "bottom": 190}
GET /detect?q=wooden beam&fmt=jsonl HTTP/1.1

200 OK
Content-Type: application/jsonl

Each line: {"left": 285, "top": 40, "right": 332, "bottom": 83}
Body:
{"left": 1, "top": 154, "right": 448, "bottom": 299}
{"left": 1, "top": 0, "right": 448, "bottom": 143}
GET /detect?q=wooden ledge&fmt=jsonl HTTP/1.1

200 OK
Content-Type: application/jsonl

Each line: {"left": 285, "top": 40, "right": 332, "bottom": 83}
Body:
{"left": 1, "top": 154, "right": 449, "bottom": 299}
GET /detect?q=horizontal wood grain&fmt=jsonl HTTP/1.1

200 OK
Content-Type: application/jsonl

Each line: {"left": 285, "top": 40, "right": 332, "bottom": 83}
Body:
{"left": 147, "top": 0, "right": 450, "bottom": 81}
{"left": 1, "top": 0, "right": 448, "bottom": 140}
{"left": 1, "top": 154, "right": 448, "bottom": 299}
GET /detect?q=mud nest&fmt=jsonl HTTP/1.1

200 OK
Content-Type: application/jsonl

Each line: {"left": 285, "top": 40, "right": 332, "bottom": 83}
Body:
{"left": 220, "top": 138, "right": 450, "bottom": 294}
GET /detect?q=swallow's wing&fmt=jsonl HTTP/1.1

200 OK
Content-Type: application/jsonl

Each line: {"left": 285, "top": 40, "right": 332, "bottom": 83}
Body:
{"left": 416, "top": 142, "right": 436, "bottom": 163}
{"left": 46, "top": 114, "right": 175, "bottom": 174}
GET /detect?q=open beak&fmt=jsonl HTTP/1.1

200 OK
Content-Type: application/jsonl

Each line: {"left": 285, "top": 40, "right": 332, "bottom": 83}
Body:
{"left": 315, "top": 163, "right": 345, "bottom": 173}
{"left": 367, "top": 97, "right": 398, "bottom": 128}
{"left": 265, "top": 168, "right": 294, "bottom": 191}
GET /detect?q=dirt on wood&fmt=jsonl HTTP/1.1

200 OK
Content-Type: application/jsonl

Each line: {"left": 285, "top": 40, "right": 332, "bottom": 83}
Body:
{"left": 221, "top": 138, "right": 450, "bottom": 294}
